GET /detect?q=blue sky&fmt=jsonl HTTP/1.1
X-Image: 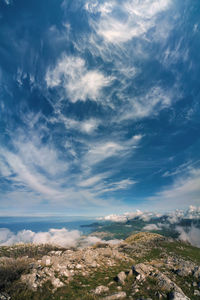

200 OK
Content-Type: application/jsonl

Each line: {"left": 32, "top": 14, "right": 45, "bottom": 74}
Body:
{"left": 0, "top": 0, "right": 200, "bottom": 216}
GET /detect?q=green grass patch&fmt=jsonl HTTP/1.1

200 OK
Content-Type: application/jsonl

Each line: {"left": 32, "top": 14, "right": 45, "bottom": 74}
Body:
{"left": 162, "top": 241, "right": 200, "bottom": 263}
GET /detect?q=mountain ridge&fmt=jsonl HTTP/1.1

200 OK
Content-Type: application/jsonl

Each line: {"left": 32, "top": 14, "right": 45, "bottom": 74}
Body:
{"left": 0, "top": 232, "right": 200, "bottom": 300}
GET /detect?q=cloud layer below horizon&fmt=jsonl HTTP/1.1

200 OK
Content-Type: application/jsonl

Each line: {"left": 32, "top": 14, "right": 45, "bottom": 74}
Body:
{"left": 0, "top": 206, "right": 199, "bottom": 248}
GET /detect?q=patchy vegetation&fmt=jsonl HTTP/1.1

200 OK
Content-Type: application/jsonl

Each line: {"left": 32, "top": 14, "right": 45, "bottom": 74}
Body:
{"left": 0, "top": 233, "right": 200, "bottom": 300}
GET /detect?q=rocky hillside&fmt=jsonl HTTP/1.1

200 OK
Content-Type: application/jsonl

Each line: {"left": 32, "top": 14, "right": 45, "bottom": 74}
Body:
{"left": 0, "top": 232, "right": 200, "bottom": 300}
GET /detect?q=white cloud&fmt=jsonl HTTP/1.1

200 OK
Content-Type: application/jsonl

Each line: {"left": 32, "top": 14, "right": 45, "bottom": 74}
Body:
{"left": 0, "top": 121, "right": 141, "bottom": 211}
{"left": 87, "top": 0, "right": 171, "bottom": 44}
{"left": 86, "top": 141, "right": 123, "bottom": 165}
{"left": 0, "top": 227, "right": 80, "bottom": 247}
{"left": 176, "top": 226, "right": 200, "bottom": 248}
{"left": 0, "top": 150, "right": 59, "bottom": 197}
{"left": 0, "top": 227, "right": 122, "bottom": 247}
{"left": 82, "top": 235, "right": 123, "bottom": 246}
{"left": 95, "top": 179, "right": 137, "bottom": 194}
{"left": 166, "top": 206, "right": 200, "bottom": 224}
{"left": 84, "top": 135, "right": 142, "bottom": 167}
{"left": 143, "top": 224, "right": 161, "bottom": 231}
{"left": 120, "top": 87, "right": 172, "bottom": 121}
{"left": 0, "top": 129, "right": 70, "bottom": 200}
{"left": 79, "top": 175, "right": 104, "bottom": 187}
{"left": 69, "top": 1, "right": 176, "bottom": 122}
{"left": 59, "top": 115, "right": 99, "bottom": 134}
{"left": 0, "top": 157, "right": 12, "bottom": 177}
{"left": 46, "top": 55, "right": 111, "bottom": 102}
{"left": 100, "top": 214, "right": 128, "bottom": 223}
{"left": 99, "top": 209, "right": 146, "bottom": 222}
{"left": 70, "top": 0, "right": 177, "bottom": 124}
{"left": 100, "top": 206, "right": 200, "bottom": 227}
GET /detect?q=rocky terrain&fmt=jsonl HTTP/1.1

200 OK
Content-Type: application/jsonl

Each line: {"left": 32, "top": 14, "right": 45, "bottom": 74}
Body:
{"left": 0, "top": 232, "right": 200, "bottom": 300}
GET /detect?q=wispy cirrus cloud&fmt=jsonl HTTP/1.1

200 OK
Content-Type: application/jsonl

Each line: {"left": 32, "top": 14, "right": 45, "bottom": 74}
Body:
{"left": 83, "top": 135, "right": 143, "bottom": 167}
{"left": 118, "top": 86, "right": 173, "bottom": 121}
{"left": 0, "top": 113, "right": 142, "bottom": 213}
{"left": 149, "top": 166, "right": 200, "bottom": 210}
{"left": 70, "top": 0, "right": 177, "bottom": 123}
{"left": 94, "top": 178, "right": 137, "bottom": 195}
{"left": 1, "top": 0, "right": 199, "bottom": 216}
{"left": 56, "top": 115, "right": 99, "bottom": 134}
{"left": 85, "top": 0, "right": 172, "bottom": 44}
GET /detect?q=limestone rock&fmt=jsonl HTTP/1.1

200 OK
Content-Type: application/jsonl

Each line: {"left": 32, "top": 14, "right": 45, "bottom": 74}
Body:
{"left": 42, "top": 256, "right": 51, "bottom": 266}
{"left": 194, "top": 290, "right": 200, "bottom": 296}
{"left": 168, "top": 291, "right": 190, "bottom": 300}
{"left": 102, "top": 291, "right": 127, "bottom": 299}
{"left": 116, "top": 271, "right": 127, "bottom": 284}
{"left": 193, "top": 266, "right": 200, "bottom": 279}
{"left": 155, "top": 272, "right": 183, "bottom": 294}
{"left": 93, "top": 285, "right": 109, "bottom": 295}
{"left": 0, "top": 293, "right": 11, "bottom": 300}
{"left": 51, "top": 277, "right": 64, "bottom": 288}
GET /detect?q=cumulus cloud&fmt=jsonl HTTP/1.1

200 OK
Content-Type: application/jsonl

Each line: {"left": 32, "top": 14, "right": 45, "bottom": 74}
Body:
{"left": 99, "top": 210, "right": 146, "bottom": 222}
{"left": 100, "top": 206, "right": 200, "bottom": 224}
{"left": 143, "top": 224, "right": 161, "bottom": 231}
{"left": 46, "top": 55, "right": 111, "bottom": 102}
{"left": 176, "top": 226, "right": 200, "bottom": 248}
{"left": 82, "top": 235, "right": 123, "bottom": 246}
{"left": 166, "top": 206, "right": 200, "bottom": 224}
{"left": 0, "top": 228, "right": 81, "bottom": 247}
{"left": 0, "top": 228, "right": 122, "bottom": 248}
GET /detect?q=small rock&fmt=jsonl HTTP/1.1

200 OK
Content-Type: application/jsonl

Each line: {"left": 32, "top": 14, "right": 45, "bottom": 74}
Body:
{"left": 76, "top": 264, "right": 82, "bottom": 269}
{"left": 91, "top": 261, "right": 97, "bottom": 268}
{"left": 136, "top": 274, "right": 141, "bottom": 280}
{"left": 116, "top": 271, "right": 126, "bottom": 284}
{"left": 102, "top": 291, "right": 127, "bottom": 300}
{"left": 175, "top": 266, "right": 192, "bottom": 277}
{"left": 93, "top": 285, "right": 109, "bottom": 295}
{"left": 0, "top": 293, "right": 11, "bottom": 300}
{"left": 51, "top": 277, "right": 64, "bottom": 289}
{"left": 60, "top": 269, "right": 71, "bottom": 277}
{"left": 192, "top": 282, "right": 197, "bottom": 287}
{"left": 42, "top": 256, "right": 51, "bottom": 266}
{"left": 194, "top": 266, "right": 200, "bottom": 279}
{"left": 194, "top": 290, "right": 200, "bottom": 296}
{"left": 168, "top": 291, "right": 190, "bottom": 300}
{"left": 133, "top": 288, "right": 139, "bottom": 294}
{"left": 117, "top": 286, "right": 122, "bottom": 291}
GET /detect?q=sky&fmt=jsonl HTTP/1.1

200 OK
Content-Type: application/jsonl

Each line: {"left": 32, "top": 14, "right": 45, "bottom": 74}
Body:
{"left": 0, "top": 0, "right": 200, "bottom": 216}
